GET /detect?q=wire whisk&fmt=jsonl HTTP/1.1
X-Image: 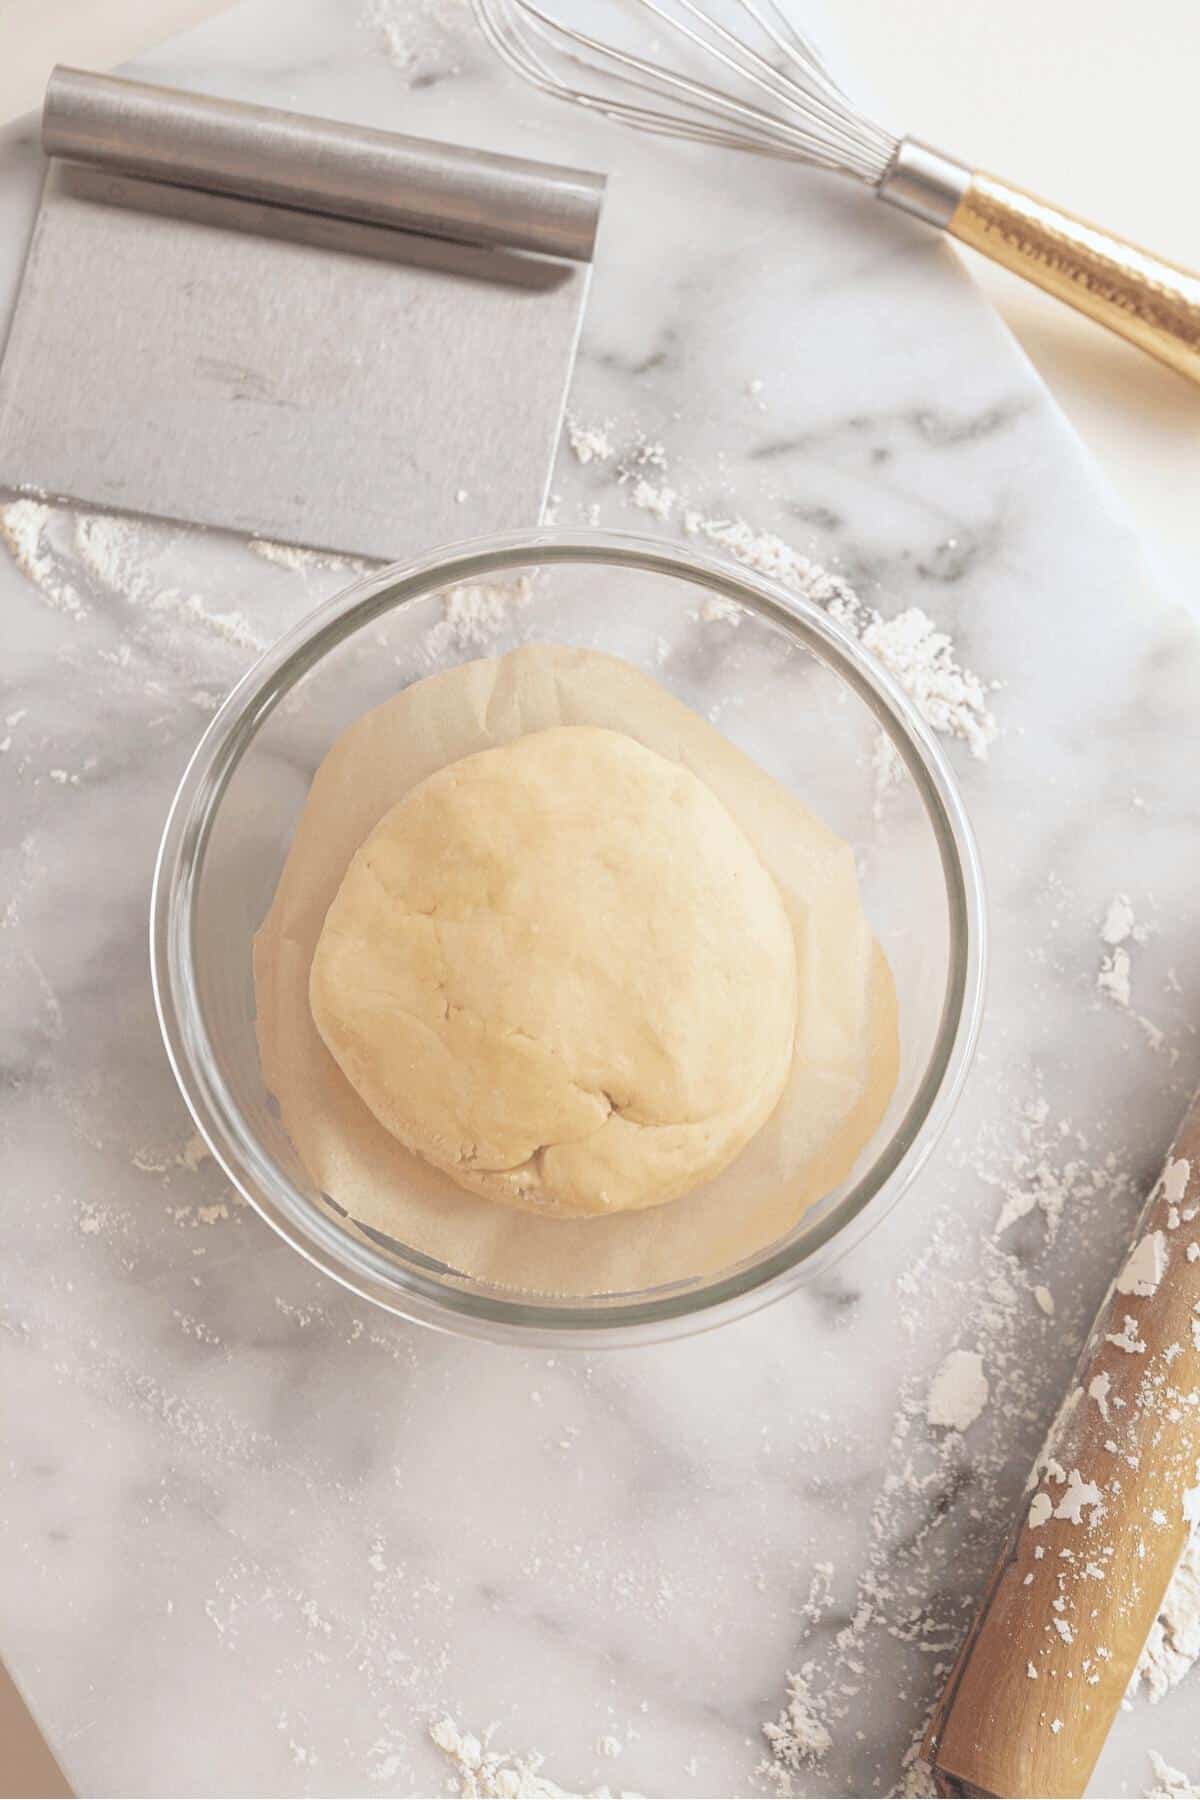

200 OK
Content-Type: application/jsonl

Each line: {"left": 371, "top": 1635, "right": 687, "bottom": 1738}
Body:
{"left": 475, "top": 0, "right": 896, "bottom": 182}
{"left": 473, "top": 0, "right": 1200, "bottom": 387}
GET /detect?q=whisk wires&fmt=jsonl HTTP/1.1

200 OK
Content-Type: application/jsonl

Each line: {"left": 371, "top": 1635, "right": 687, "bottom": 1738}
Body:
{"left": 473, "top": 0, "right": 898, "bottom": 185}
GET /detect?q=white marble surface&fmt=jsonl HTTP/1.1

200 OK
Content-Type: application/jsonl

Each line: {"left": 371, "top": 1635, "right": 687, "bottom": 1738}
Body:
{"left": 2, "top": 2, "right": 1200, "bottom": 1796}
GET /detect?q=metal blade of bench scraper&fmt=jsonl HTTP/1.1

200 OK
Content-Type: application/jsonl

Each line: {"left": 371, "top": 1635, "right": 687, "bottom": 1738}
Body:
{"left": 0, "top": 161, "right": 590, "bottom": 561}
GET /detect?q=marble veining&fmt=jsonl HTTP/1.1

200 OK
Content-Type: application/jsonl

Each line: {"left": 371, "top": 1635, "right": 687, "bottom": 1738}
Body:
{"left": 1, "top": 1, "right": 1199, "bottom": 1795}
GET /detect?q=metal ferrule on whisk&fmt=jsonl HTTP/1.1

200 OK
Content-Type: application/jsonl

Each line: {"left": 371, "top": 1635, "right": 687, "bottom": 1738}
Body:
{"left": 875, "top": 138, "right": 971, "bottom": 229}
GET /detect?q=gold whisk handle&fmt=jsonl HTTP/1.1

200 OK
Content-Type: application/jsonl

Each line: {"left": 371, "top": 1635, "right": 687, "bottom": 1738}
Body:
{"left": 949, "top": 171, "right": 1200, "bottom": 385}
{"left": 879, "top": 140, "right": 1200, "bottom": 386}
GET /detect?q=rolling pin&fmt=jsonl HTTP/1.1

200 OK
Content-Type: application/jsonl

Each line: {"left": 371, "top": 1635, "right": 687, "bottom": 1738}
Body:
{"left": 924, "top": 1087, "right": 1200, "bottom": 1798}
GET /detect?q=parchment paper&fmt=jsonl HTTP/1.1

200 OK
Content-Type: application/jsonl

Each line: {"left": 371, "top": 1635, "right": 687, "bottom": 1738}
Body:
{"left": 253, "top": 645, "right": 898, "bottom": 1295}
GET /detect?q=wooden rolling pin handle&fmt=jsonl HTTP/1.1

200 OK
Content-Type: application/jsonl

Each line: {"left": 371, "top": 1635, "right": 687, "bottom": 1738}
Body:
{"left": 924, "top": 1086, "right": 1200, "bottom": 1799}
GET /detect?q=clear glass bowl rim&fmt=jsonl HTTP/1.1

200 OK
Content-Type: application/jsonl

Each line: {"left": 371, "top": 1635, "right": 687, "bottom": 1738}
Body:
{"left": 151, "top": 526, "right": 987, "bottom": 1347}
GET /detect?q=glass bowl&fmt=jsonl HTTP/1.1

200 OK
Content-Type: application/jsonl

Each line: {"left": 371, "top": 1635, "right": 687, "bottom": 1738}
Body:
{"left": 151, "top": 528, "right": 985, "bottom": 1346}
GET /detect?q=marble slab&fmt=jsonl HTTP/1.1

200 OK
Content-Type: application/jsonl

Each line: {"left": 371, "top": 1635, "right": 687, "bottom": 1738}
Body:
{"left": 1, "top": 2, "right": 1198, "bottom": 1795}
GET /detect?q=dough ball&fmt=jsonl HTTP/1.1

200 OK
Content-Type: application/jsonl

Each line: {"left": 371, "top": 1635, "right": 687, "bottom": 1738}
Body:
{"left": 309, "top": 725, "right": 798, "bottom": 1217}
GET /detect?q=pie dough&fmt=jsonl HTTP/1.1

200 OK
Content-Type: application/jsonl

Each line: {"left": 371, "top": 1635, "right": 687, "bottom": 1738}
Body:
{"left": 309, "top": 726, "right": 798, "bottom": 1217}
{"left": 254, "top": 644, "right": 899, "bottom": 1295}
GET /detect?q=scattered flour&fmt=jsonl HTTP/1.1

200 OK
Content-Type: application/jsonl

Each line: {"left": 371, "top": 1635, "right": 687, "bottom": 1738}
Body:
{"left": 1133, "top": 1522, "right": 1200, "bottom": 1701}
{"left": 132, "top": 1133, "right": 210, "bottom": 1177}
{"left": 698, "top": 594, "right": 742, "bottom": 625}
{"left": 1107, "top": 1314, "right": 1148, "bottom": 1355}
{"left": 628, "top": 436, "right": 668, "bottom": 471}
{"left": 894, "top": 1735, "right": 938, "bottom": 1798}
{"left": 926, "top": 1348, "right": 989, "bottom": 1432}
{"left": 675, "top": 511, "right": 996, "bottom": 784}
{"left": 249, "top": 538, "right": 374, "bottom": 576}
{"left": 567, "top": 418, "right": 615, "bottom": 465}
{"left": 1117, "top": 1230, "right": 1168, "bottom": 1297}
{"left": 74, "top": 511, "right": 162, "bottom": 602}
{"left": 1095, "top": 894, "right": 1169, "bottom": 1052}
{"left": 860, "top": 609, "right": 997, "bottom": 765}
{"left": 175, "top": 592, "right": 270, "bottom": 653}
{"left": 1088, "top": 1371, "right": 1112, "bottom": 1422}
{"left": 428, "top": 1716, "right": 634, "bottom": 1798}
{"left": 1102, "top": 894, "right": 1138, "bottom": 947}
{"left": 1146, "top": 1750, "right": 1200, "bottom": 1799}
{"left": 987, "top": 1100, "right": 1128, "bottom": 1247}
{"left": 360, "top": 0, "right": 458, "bottom": 75}
{"left": 1163, "top": 1160, "right": 1191, "bottom": 1208}
{"left": 681, "top": 512, "right": 855, "bottom": 604}
{"left": 1099, "top": 944, "right": 1133, "bottom": 1010}
{"left": 179, "top": 1133, "right": 211, "bottom": 1173}
{"left": 760, "top": 1667, "right": 833, "bottom": 1789}
{"left": 50, "top": 505, "right": 272, "bottom": 652}
{"left": 559, "top": 418, "right": 1000, "bottom": 788}
{"left": 629, "top": 478, "right": 677, "bottom": 521}
{"left": 362, "top": 0, "right": 413, "bottom": 66}
{"left": 1053, "top": 1468, "right": 1105, "bottom": 1526}
{"left": 0, "top": 497, "right": 88, "bottom": 619}
{"left": 423, "top": 576, "right": 534, "bottom": 659}
{"left": 758, "top": 1080, "right": 1136, "bottom": 1796}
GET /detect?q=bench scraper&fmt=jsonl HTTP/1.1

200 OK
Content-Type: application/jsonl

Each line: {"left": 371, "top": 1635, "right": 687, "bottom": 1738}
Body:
{"left": 0, "top": 66, "right": 605, "bottom": 562}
